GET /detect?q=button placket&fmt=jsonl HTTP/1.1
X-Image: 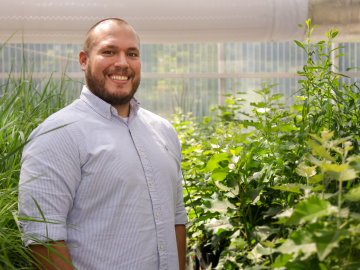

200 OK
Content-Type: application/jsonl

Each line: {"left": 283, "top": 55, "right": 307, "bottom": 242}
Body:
{"left": 129, "top": 129, "right": 168, "bottom": 269}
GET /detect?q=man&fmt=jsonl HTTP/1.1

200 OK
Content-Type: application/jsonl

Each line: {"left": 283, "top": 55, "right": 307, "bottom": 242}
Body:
{"left": 19, "top": 18, "right": 187, "bottom": 270}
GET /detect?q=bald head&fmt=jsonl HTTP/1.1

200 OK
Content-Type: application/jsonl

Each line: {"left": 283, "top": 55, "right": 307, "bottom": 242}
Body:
{"left": 83, "top": 18, "right": 140, "bottom": 56}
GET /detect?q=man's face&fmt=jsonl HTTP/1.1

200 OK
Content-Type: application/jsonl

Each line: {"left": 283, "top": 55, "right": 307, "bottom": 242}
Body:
{"left": 80, "top": 22, "right": 141, "bottom": 106}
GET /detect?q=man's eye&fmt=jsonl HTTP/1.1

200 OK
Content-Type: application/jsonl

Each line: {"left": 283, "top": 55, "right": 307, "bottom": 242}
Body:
{"left": 104, "top": 51, "right": 114, "bottom": 55}
{"left": 128, "top": 53, "right": 137, "bottom": 57}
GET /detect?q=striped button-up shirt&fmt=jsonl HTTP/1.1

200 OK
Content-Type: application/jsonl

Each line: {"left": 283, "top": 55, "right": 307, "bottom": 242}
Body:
{"left": 18, "top": 86, "right": 188, "bottom": 270}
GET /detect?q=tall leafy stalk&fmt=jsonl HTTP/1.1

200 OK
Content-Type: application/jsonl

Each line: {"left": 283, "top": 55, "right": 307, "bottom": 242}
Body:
{"left": 178, "top": 20, "right": 360, "bottom": 270}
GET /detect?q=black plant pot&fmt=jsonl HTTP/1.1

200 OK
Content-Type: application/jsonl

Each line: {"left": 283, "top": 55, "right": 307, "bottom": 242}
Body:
{"left": 193, "top": 245, "right": 221, "bottom": 270}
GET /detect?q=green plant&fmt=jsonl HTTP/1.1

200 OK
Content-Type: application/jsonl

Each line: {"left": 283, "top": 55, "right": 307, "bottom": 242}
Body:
{"left": 0, "top": 41, "right": 79, "bottom": 269}
{"left": 177, "top": 19, "right": 360, "bottom": 269}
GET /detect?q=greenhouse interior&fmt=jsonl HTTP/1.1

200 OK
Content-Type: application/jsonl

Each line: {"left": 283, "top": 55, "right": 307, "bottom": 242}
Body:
{"left": 2, "top": 0, "right": 360, "bottom": 269}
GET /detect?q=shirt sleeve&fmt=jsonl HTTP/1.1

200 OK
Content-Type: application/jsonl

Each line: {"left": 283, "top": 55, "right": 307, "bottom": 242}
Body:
{"left": 172, "top": 128, "right": 188, "bottom": 225}
{"left": 175, "top": 171, "right": 188, "bottom": 225}
{"left": 18, "top": 118, "right": 81, "bottom": 246}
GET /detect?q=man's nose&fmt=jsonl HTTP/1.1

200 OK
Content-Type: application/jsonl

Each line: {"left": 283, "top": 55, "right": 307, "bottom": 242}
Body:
{"left": 114, "top": 52, "right": 129, "bottom": 68}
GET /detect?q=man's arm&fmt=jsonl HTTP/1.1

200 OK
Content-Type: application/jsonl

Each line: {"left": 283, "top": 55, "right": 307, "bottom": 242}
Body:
{"left": 30, "top": 241, "right": 73, "bottom": 270}
{"left": 175, "top": 224, "right": 186, "bottom": 270}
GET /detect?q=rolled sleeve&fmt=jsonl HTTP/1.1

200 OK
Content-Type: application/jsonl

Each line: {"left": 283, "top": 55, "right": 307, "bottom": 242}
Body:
{"left": 18, "top": 118, "right": 81, "bottom": 246}
{"left": 171, "top": 128, "right": 188, "bottom": 225}
{"left": 174, "top": 172, "right": 188, "bottom": 225}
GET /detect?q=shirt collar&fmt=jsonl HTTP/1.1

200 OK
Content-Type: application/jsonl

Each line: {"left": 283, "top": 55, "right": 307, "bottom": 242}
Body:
{"left": 80, "top": 85, "right": 141, "bottom": 121}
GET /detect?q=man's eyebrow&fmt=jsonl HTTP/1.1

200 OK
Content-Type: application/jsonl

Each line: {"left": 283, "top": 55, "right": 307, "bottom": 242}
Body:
{"left": 127, "top": 47, "right": 140, "bottom": 51}
{"left": 100, "top": 45, "right": 139, "bottom": 51}
{"left": 102, "top": 45, "right": 119, "bottom": 50}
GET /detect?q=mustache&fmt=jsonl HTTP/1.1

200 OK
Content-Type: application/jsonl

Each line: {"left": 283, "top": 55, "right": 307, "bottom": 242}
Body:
{"left": 104, "top": 67, "right": 133, "bottom": 77}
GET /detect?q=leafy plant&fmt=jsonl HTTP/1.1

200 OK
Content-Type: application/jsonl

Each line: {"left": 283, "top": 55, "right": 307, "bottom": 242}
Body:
{"left": 177, "top": 19, "right": 360, "bottom": 269}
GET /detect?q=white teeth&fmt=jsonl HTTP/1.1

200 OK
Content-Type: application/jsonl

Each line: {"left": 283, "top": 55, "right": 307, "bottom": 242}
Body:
{"left": 110, "top": 76, "right": 128, "bottom": 81}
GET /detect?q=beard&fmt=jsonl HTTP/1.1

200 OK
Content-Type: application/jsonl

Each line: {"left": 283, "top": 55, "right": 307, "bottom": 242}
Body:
{"left": 85, "top": 64, "right": 141, "bottom": 106}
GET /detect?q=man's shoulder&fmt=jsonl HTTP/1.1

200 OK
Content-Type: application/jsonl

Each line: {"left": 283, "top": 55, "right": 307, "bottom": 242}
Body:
{"left": 46, "top": 99, "right": 87, "bottom": 123}
{"left": 29, "top": 99, "right": 86, "bottom": 137}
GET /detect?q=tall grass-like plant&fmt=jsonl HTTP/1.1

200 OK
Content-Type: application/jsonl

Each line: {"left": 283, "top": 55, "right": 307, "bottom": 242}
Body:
{"left": 0, "top": 40, "right": 79, "bottom": 269}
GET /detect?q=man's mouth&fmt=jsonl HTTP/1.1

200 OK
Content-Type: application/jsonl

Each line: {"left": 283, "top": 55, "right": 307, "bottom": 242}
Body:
{"left": 109, "top": 75, "right": 130, "bottom": 81}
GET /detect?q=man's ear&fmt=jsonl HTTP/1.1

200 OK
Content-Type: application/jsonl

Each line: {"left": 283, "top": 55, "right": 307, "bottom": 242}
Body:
{"left": 79, "top": 51, "right": 88, "bottom": 71}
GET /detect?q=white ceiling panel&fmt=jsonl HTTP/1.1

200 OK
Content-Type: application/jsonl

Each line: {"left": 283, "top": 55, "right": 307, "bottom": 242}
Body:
{"left": 0, "top": 0, "right": 308, "bottom": 43}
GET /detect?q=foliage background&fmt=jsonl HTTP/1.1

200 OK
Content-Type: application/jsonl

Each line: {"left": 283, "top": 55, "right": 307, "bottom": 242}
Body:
{"left": 175, "top": 21, "right": 360, "bottom": 270}
{"left": 1, "top": 20, "right": 360, "bottom": 269}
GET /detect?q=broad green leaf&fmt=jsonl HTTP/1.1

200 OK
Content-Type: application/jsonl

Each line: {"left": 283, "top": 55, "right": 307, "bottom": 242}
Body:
{"left": 295, "top": 95, "right": 306, "bottom": 100}
{"left": 318, "top": 263, "right": 328, "bottom": 270}
{"left": 214, "top": 181, "right": 238, "bottom": 193}
{"left": 277, "top": 229, "right": 316, "bottom": 258}
{"left": 286, "top": 196, "right": 337, "bottom": 224}
{"left": 306, "top": 153, "right": 323, "bottom": 166}
{"left": 183, "top": 146, "right": 201, "bottom": 154}
{"left": 250, "top": 102, "right": 267, "bottom": 108}
{"left": 269, "top": 94, "right": 284, "bottom": 101}
{"left": 247, "top": 169, "right": 265, "bottom": 182}
{"left": 309, "top": 174, "right": 323, "bottom": 184}
{"left": 273, "top": 208, "right": 294, "bottom": 220}
{"left": 260, "top": 241, "right": 275, "bottom": 248}
{"left": 296, "top": 163, "right": 317, "bottom": 177}
{"left": 251, "top": 226, "right": 279, "bottom": 242}
{"left": 244, "top": 188, "right": 262, "bottom": 202}
{"left": 322, "top": 164, "right": 357, "bottom": 181}
{"left": 344, "top": 185, "right": 360, "bottom": 202}
{"left": 322, "top": 163, "right": 348, "bottom": 172}
{"left": 205, "top": 153, "right": 229, "bottom": 172}
{"left": 235, "top": 146, "right": 243, "bottom": 155}
{"left": 291, "top": 104, "right": 304, "bottom": 111}
{"left": 256, "top": 244, "right": 274, "bottom": 255}
{"left": 205, "top": 198, "right": 236, "bottom": 213}
{"left": 280, "top": 125, "right": 298, "bottom": 132}
{"left": 247, "top": 243, "right": 264, "bottom": 262}
{"left": 187, "top": 212, "right": 217, "bottom": 227}
{"left": 350, "top": 212, "right": 360, "bottom": 220}
{"left": 270, "top": 253, "right": 293, "bottom": 268}
{"left": 230, "top": 237, "right": 248, "bottom": 250}
{"left": 338, "top": 168, "right": 358, "bottom": 181}
{"left": 314, "top": 229, "right": 350, "bottom": 261}
{"left": 204, "top": 216, "right": 234, "bottom": 234}
{"left": 210, "top": 168, "right": 229, "bottom": 181}
{"left": 307, "top": 140, "right": 335, "bottom": 162}
{"left": 225, "top": 99, "right": 235, "bottom": 104}
{"left": 272, "top": 184, "right": 302, "bottom": 194}
{"left": 312, "top": 184, "right": 324, "bottom": 191}
{"left": 229, "top": 231, "right": 248, "bottom": 250}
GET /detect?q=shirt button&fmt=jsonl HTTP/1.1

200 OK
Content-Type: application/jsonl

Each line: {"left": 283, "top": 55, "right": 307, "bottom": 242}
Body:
{"left": 150, "top": 182, "right": 153, "bottom": 186}
{"left": 156, "top": 212, "right": 159, "bottom": 217}
{"left": 107, "top": 115, "right": 111, "bottom": 119}
{"left": 140, "top": 152, "right": 144, "bottom": 156}
{"left": 160, "top": 245, "right": 163, "bottom": 249}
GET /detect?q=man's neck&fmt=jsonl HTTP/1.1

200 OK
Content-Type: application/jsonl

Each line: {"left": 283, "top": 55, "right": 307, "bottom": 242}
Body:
{"left": 113, "top": 103, "right": 130, "bottom": 118}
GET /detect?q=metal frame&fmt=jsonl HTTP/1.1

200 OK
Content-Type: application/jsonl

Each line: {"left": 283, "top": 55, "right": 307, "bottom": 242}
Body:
{"left": 1, "top": 72, "right": 359, "bottom": 79}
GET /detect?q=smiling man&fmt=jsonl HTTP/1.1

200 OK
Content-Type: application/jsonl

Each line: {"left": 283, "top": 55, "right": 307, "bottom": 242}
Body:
{"left": 18, "top": 18, "right": 187, "bottom": 270}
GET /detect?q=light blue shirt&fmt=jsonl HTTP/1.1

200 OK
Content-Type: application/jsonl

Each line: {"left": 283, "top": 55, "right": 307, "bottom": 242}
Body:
{"left": 18, "top": 86, "right": 187, "bottom": 270}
